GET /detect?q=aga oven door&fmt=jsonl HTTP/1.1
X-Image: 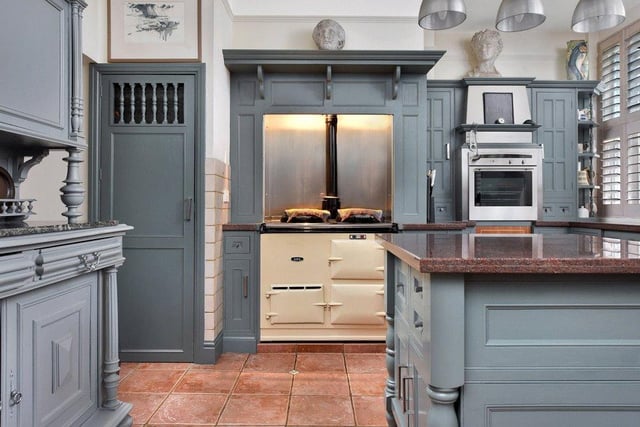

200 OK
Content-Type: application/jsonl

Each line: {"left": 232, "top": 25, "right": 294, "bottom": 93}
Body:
{"left": 469, "top": 167, "right": 539, "bottom": 220}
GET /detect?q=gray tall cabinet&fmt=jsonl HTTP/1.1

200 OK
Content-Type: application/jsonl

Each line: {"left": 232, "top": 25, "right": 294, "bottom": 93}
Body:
{"left": 0, "top": 1, "right": 132, "bottom": 425}
{"left": 531, "top": 81, "right": 599, "bottom": 220}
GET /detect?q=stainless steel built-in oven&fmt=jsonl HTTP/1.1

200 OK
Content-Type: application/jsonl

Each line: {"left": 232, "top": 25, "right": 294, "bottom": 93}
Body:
{"left": 461, "top": 146, "right": 543, "bottom": 221}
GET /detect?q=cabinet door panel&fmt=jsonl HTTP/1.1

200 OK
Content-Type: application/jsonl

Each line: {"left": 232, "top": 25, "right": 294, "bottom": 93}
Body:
{"left": 5, "top": 273, "right": 97, "bottom": 427}
{"left": 0, "top": 0, "right": 68, "bottom": 140}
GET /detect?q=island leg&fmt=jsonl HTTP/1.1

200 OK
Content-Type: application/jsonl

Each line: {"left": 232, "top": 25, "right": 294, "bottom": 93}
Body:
{"left": 427, "top": 385, "right": 460, "bottom": 427}
{"left": 385, "top": 312, "right": 397, "bottom": 427}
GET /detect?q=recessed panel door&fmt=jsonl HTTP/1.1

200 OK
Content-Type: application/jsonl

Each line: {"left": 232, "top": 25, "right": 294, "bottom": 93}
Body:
{"left": 329, "top": 238, "right": 385, "bottom": 280}
{"left": 329, "top": 283, "right": 385, "bottom": 325}
{"left": 96, "top": 70, "right": 197, "bottom": 361}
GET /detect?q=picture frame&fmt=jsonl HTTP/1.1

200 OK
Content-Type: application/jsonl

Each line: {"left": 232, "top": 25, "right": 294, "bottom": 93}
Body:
{"left": 483, "top": 92, "right": 514, "bottom": 124}
{"left": 108, "top": 0, "right": 200, "bottom": 62}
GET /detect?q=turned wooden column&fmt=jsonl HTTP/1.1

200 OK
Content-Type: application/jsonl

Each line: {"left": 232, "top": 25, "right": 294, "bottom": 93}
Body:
{"left": 102, "top": 265, "right": 123, "bottom": 409}
{"left": 69, "top": 0, "right": 87, "bottom": 136}
{"left": 60, "top": 148, "right": 84, "bottom": 223}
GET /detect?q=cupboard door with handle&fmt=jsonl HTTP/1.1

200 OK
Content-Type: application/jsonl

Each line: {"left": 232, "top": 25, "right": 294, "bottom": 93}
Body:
{"left": 223, "top": 231, "right": 258, "bottom": 353}
{"left": 3, "top": 273, "right": 97, "bottom": 427}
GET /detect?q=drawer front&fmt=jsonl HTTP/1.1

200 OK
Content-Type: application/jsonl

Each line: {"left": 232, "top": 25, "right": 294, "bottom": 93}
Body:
{"left": 36, "top": 236, "right": 124, "bottom": 282}
{"left": 462, "top": 382, "right": 640, "bottom": 427}
{"left": 465, "top": 277, "right": 640, "bottom": 381}
{"left": 329, "top": 238, "right": 385, "bottom": 280}
{"left": 393, "top": 257, "right": 410, "bottom": 319}
{"left": 0, "top": 251, "right": 37, "bottom": 296}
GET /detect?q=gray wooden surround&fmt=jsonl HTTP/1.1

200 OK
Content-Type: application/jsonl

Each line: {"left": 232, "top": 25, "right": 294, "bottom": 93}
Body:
{"left": 224, "top": 49, "right": 445, "bottom": 225}
{"left": 222, "top": 50, "right": 445, "bottom": 352}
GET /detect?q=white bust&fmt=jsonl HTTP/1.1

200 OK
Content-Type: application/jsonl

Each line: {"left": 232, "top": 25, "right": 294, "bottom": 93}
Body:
{"left": 467, "top": 29, "right": 503, "bottom": 78}
{"left": 312, "top": 19, "right": 345, "bottom": 50}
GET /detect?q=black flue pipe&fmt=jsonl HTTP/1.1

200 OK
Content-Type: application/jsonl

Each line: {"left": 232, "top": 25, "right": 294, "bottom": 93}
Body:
{"left": 325, "top": 114, "right": 338, "bottom": 196}
{"left": 323, "top": 114, "right": 340, "bottom": 218}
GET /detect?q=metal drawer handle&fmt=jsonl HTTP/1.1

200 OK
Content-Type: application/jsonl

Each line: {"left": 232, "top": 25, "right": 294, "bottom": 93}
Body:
{"left": 79, "top": 251, "right": 101, "bottom": 271}
{"left": 397, "top": 365, "right": 408, "bottom": 400}
{"left": 10, "top": 389, "right": 22, "bottom": 406}
{"left": 402, "top": 376, "right": 413, "bottom": 413}
{"left": 242, "top": 275, "right": 249, "bottom": 298}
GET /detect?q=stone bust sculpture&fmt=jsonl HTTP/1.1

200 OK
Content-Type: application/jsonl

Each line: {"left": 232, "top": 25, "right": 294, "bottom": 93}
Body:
{"left": 467, "top": 29, "right": 503, "bottom": 77}
{"left": 312, "top": 19, "right": 345, "bottom": 50}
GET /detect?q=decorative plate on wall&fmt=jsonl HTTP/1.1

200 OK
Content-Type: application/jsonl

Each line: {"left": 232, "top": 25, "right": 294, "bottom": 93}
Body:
{"left": 0, "top": 167, "right": 15, "bottom": 199}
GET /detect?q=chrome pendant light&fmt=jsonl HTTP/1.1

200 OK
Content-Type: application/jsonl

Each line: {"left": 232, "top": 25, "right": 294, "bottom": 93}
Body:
{"left": 572, "top": 0, "right": 626, "bottom": 33}
{"left": 495, "top": 0, "right": 546, "bottom": 32}
{"left": 418, "top": 0, "right": 467, "bottom": 30}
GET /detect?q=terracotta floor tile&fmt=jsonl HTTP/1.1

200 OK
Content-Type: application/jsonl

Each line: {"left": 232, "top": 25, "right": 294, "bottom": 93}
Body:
{"left": 353, "top": 395, "right": 387, "bottom": 426}
{"left": 344, "top": 343, "right": 386, "bottom": 353}
{"left": 218, "top": 394, "right": 289, "bottom": 425}
{"left": 148, "top": 393, "right": 226, "bottom": 424}
{"left": 296, "top": 343, "right": 344, "bottom": 353}
{"left": 137, "top": 362, "right": 194, "bottom": 370}
{"left": 147, "top": 424, "right": 216, "bottom": 427}
{"left": 174, "top": 370, "right": 239, "bottom": 393}
{"left": 243, "top": 353, "right": 296, "bottom": 373}
{"left": 257, "top": 343, "right": 297, "bottom": 353}
{"left": 295, "top": 353, "right": 345, "bottom": 373}
{"left": 118, "top": 392, "right": 167, "bottom": 425}
{"left": 348, "top": 373, "right": 387, "bottom": 396}
{"left": 292, "top": 372, "right": 350, "bottom": 396}
{"left": 119, "top": 369, "right": 185, "bottom": 393}
{"left": 345, "top": 353, "right": 386, "bottom": 374}
{"left": 288, "top": 395, "right": 355, "bottom": 426}
{"left": 119, "top": 362, "right": 138, "bottom": 380}
{"left": 191, "top": 352, "right": 248, "bottom": 371}
{"left": 233, "top": 372, "right": 293, "bottom": 395}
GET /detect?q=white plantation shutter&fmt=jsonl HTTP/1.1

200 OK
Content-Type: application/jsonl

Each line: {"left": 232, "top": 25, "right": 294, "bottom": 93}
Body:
{"left": 627, "top": 32, "right": 640, "bottom": 114}
{"left": 602, "top": 137, "right": 621, "bottom": 205}
{"left": 627, "top": 132, "right": 640, "bottom": 204}
{"left": 601, "top": 44, "right": 621, "bottom": 121}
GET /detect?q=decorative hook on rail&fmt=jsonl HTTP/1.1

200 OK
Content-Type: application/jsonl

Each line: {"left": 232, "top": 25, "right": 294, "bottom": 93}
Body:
{"left": 392, "top": 66, "right": 401, "bottom": 100}
{"left": 326, "top": 65, "right": 333, "bottom": 100}
{"left": 257, "top": 65, "right": 265, "bottom": 99}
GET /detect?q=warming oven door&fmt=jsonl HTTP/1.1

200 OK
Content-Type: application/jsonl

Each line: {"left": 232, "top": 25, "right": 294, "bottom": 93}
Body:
{"left": 468, "top": 166, "right": 539, "bottom": 221}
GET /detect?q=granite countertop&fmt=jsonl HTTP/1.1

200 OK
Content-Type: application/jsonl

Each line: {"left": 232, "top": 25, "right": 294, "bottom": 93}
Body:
{"left": 0, "top": 220, "right": 121, "bottom": 238}
{"left": 377, "top": 232, "right": 640, "bottom": 274}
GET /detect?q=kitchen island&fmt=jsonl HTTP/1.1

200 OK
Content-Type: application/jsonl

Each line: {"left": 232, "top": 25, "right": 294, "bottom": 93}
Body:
{"left": 378, "top": 232, "right": 640, "bottom": 427}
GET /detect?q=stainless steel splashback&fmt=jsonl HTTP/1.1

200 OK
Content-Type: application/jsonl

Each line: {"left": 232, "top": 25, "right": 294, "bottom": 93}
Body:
{"left": 263, "top": 114, "right": 393, "bottom": 220}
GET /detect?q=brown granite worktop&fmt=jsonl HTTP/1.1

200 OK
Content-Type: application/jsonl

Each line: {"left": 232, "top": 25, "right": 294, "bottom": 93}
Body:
{"left": 377, "top": 232, "right": 640, "bottom": 274}
{"left": 0, "top": 220, "right": 121, "bottom": 237}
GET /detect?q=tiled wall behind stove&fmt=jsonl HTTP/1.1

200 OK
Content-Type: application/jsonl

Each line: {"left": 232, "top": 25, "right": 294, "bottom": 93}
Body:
{"left": 205, "top": 157, "right": 229, "bottom": 341}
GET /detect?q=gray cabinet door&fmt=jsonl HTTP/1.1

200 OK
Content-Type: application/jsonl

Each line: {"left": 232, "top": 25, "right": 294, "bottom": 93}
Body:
{"left": 426, "top": 88, "right": 456, "bottom": 222}
{"left": 0, "top": 0, "right": 74, "bottom": 144}
{"left": 223, "top": 232, "right": 258, "bottom": 353}
{"left": 96, "top": 71, "right": 197, "bottom": 362}
{"left": 534, "top": 89, "right": 577, "bottom": 219}
{"left": 3, "top": 273, "right": 97, "bottom": 427}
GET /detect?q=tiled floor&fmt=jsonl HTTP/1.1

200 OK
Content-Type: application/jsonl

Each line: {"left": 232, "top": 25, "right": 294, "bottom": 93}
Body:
{"left": 119, "top": 345, "right": 388, "bottom": 426}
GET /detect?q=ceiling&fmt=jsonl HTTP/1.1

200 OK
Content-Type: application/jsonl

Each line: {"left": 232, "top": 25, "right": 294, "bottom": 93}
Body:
{"left": 226, "top": 0, "right": 640, "bottom": 33}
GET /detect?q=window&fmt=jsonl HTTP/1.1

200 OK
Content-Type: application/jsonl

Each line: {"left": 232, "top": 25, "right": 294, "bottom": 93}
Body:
{"left": 602, "top": 137, "right": 621, "bottom": 205}
{"left": 598, "top": 19, "right": 640, "bottom": 218}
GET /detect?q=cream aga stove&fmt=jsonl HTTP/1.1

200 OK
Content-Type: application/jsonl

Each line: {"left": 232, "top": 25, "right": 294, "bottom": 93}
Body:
{"left": 260, "top": 233, "right": 386, "bottom": 341}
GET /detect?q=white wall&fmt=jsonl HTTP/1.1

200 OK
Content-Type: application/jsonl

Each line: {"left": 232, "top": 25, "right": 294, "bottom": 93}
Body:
{"left": 232, "top": 17, "right": 423, "bottom": 50}
{"left": 207, "top": 0, "right": 233, "bottom": 160}
{"left": 83, "top": 0, "right": 108, "bottom": 63}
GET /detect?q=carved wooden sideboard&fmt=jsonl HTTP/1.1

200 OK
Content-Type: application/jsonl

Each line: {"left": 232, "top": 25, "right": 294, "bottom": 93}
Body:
{"left": 0, "top": 224, "right": 133, "bottom": 426}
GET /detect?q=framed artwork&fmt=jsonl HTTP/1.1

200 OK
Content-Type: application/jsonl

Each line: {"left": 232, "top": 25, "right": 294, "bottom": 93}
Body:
{"left": 483, "top": 92, "right": 514, "bottom": 124}
{"left": 108, "top": 0, "right": 200, "bottom": 62}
